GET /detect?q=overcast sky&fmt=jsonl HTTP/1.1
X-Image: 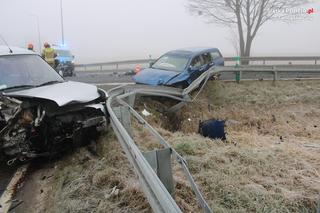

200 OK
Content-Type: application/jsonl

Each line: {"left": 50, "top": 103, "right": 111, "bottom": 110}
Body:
{"left": 0, "top": 0, "right": 319, "bottom": 63}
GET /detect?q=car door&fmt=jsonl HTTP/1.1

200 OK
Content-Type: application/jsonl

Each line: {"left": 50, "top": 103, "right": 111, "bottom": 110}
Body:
{"left": 201, "top": 52, "right": 213, "bottom": 71}
{"left": 188, "top": 55, "right": 206, "bottom": 82}
{"left": 210, "top": 50, "right": 224, "bottom": 66}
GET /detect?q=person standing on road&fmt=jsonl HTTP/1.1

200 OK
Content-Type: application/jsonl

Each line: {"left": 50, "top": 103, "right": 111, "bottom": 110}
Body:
{"left": 42, "top": 42, "right": 56, "bottom": 68}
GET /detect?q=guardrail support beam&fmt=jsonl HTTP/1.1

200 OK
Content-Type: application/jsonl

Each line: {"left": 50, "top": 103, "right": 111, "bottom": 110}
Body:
{"left": 273, "top": 71, "right": 278, "bottom": 81}
{"left": 114, "top": 106, "right": 131, "bottom": 135}
{"left": 143, "top": 148, "right": 174, "bottom": 195}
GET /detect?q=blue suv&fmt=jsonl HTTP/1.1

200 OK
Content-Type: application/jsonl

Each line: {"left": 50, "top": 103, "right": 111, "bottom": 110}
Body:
{"left": 53, "top": 46, "right": 75, "bottom": 77}
{"left": 133, "top": 47, "right": 224, "bottom": 88}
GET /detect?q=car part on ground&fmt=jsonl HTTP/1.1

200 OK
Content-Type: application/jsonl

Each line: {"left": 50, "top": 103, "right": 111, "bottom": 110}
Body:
{"left": 199, "top": 119, "right": 226, "bottom": 140}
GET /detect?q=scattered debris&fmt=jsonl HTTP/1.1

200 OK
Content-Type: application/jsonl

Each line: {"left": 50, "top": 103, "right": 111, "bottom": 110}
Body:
{"left": 225, "top": 119, "right": 241, "bottom": 126}
{"left": 142, "top": 109, "right": 151, "bottom": 117}
{"left": 304, "top": 144, "right": 320, "bottom": 149}
{"left": 0, "top": 164, "right": 29, "bottom": 213}
{"left": 105, "top": 186, "right": 120, "bottom": 199}
{"left": 198, "top": 119, "right": 226, "bottom": 140}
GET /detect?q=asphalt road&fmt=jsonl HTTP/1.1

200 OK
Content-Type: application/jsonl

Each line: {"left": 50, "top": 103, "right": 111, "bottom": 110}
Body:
{"left": 65, "top": 69, "right": 133, "bottom": 84}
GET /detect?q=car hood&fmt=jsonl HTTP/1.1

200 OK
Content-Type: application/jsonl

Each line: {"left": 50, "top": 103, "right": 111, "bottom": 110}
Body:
{"left": 5, "top": 81, "right": 100, "bottom": 106}
{"left": 133, "top": 68, "right": 180, "bottom": 85}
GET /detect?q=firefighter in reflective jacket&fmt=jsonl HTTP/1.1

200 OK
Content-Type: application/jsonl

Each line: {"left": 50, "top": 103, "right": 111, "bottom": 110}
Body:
{"left": 42, "top": 42, "right": 57, "bottom": 68}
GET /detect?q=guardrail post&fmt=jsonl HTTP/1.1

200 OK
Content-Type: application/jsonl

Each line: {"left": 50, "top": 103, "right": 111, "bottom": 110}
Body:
{"left": 235, "top": 71, "right": 242, "bottom": 83}
{"left": 316, "top": 60, "right": 317, "bottom": 65}
{"left": 143, "top": 148, "right": 174, "bottom": 194}
{"left": 273, "top": 71, "right": 278, "bottom": 81}
{"left": 114, "top": 106, "right": 131, "bottom": 135}
{"left": 116, "top": 63, "right": 119, "bottom": 70}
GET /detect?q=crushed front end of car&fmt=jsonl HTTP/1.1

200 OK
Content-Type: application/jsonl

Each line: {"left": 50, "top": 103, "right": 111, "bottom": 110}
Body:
{"left": 0, "top": 90, "right": 107, "bottom": 165}
{"left": 0, "top": 50, "right": 108, "bottom": 165}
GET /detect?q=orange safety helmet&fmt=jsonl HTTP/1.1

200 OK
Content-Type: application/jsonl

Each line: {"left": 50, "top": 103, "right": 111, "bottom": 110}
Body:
{"left": 27, "top": 43, "right": 34, "bottom": 50}
{"left": 44, "top": 42, "right": 50, "bottom": 48}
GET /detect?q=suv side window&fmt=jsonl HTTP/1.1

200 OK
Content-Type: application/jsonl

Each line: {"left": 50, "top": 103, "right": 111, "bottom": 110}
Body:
{"left": 210, "top": 51, "right": 221, "bottom": 60}
{"left": 190, "top": 55, "right": 204, "bottom": 69}
{"left": 202, "top": 53, "right": 212, "bottom": 65}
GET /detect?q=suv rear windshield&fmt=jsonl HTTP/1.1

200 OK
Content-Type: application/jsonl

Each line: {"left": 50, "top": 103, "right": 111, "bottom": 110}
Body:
{"left": 0, "top": 55, "right": 63, "bottom": 90}
{"left": 55, "top": 49, "right": 72, "bottom": 57}
{"left": 152, "top": 54, "right": 190, "bottom": 72}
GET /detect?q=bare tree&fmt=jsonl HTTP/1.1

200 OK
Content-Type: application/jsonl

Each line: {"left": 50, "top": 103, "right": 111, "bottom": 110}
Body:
{"left": 188, "top": 0, "right": 311, "bottom": 60}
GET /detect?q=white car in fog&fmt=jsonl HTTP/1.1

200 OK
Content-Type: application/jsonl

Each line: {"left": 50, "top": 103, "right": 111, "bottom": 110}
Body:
{"left": 0, "top": 46, "right": 107, "bottom": 165}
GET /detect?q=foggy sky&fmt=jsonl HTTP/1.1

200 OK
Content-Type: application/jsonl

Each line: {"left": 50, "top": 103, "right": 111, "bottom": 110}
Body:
{"left": 0, "top": 0, "right": 319, "bottom": 63}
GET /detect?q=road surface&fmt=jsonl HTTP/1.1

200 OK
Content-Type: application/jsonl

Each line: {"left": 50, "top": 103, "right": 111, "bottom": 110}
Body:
{"left": 67, "top": 69, "right": 320, "bottom": 85}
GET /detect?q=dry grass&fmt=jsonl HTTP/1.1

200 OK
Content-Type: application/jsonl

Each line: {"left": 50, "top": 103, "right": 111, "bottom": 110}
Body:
{"left": 51, "top": 129, "right": 151, "bottom": 213}
{"left": 136, "top": 80, "right": 320, "bottom": 212}
{"left": 51, "top": 80, "right": 320, "bottom": 213}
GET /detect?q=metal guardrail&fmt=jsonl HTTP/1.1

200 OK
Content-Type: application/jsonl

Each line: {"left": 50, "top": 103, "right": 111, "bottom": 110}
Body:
{"left": 75, "top": 56, "right": 320, "bottom": 71}
{"left": 224, "top": 56, "right": 320, "bottom": 64}
{"left": 107, "top": 81, "right": 216, "bottom": 212}
{"left": 76, "top": 59, "right": 154, "bottom": 71}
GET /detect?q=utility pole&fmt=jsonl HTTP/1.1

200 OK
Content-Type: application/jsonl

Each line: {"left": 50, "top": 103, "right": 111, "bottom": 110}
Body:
{"left": 60, "top": 0, "right": 65, "bottom": 45}
{"left": 29, "top": 14, "right": 42, "bottom": 53}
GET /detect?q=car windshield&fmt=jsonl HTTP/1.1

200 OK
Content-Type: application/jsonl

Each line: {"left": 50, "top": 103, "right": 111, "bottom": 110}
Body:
{"left": 152, "top": 54, "right": 190, "bottom": 72}
{"left": 0, "top": 55, "right": 63, "bottom": 91}
{"left": 55, "top": 49, "right": 72, "bottom": 57}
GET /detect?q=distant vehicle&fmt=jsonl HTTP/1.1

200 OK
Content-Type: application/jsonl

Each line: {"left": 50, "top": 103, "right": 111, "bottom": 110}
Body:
{"left": 133, "top": 47, "right": 224, "bottom": 88}
{"left": 53, "top": 45, "right": 75, "bottom": 77}
{"left": 0, "top": 46, "right": 107, "bottom": 164}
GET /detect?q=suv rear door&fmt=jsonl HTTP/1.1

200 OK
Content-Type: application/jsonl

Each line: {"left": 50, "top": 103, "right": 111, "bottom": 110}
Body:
{"left": 188, "top": 54, "right": 206, "bottom": 82}
{"left": 210, "top": 50, "right": 224, "bottom": 66}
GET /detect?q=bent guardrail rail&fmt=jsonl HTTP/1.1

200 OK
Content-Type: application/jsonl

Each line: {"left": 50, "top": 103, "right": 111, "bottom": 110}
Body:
{"left": 107, "top": 84, "right": 214, "bottom": 212}
{"left": 107, "top": 89, "right": 183, "bottom": 213}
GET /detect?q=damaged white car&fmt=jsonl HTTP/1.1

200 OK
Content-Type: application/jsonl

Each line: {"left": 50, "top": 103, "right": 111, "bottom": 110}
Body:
{"left": 0, "top": 46, "right": 108, "bottom": 165}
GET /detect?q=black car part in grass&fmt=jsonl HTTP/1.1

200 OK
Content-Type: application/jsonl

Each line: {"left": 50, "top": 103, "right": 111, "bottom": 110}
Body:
{"left": 199, "top": 119, "right": 226, "bottom": 140}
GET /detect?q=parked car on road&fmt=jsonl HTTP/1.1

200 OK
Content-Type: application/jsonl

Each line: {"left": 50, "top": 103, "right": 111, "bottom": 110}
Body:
{"left": 0, "top": 46, "right": 107, "bottom": 165}
{"left": 53, "top": 45, "right": 75, "bottom": 77}
{"left": 133, "top": 47, "right": 224, "bottom": 88}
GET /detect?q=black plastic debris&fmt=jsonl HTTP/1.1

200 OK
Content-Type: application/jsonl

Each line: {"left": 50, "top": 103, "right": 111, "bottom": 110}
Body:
{"left": 199, "top": 119, "right": 226, "bottom": 140}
